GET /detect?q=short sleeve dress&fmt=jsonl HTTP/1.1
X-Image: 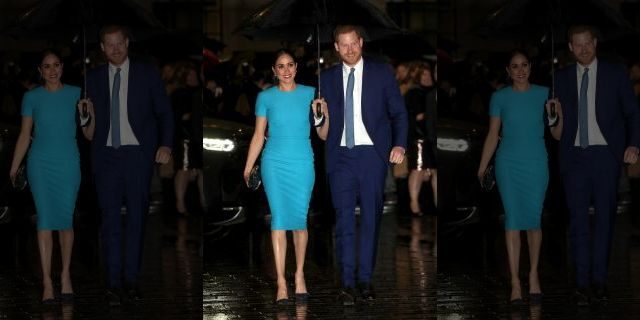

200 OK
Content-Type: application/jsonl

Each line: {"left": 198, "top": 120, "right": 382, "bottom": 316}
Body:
{"left": 255, "top": 85, "right": 315, "bottom": 230}
{"left": 489, "top": 84, "right": 549, "bottom": 230}
{"left": 22, "top": 85, "right": 81, "bottom": 230}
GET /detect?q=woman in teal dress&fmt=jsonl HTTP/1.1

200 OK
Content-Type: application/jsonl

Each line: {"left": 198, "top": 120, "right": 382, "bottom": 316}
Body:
{"left": 478, "top": 50, "right": 549, "bottom": 305}
{"left": 244, "top": 49, "right": 316, "bottom": 304}
{"left": 10, "top": 50, "right": 81, "bottom": 304}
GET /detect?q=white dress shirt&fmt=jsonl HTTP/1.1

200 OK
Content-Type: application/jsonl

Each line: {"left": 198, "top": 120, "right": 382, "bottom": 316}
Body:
{"left": 107, "top": 58, "right": 140, "bottom": 146}
{"left": 341, "top": 58, "right": 373, "bottom": 146}
{"left": 574, "top": 58, "right": 607, "bottom": 146}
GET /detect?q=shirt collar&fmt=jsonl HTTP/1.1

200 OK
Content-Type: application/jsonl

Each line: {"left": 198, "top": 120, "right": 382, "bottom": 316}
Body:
{"left": 577, "top": 58, "right": 597, "bottom": 73}
{"left": 342, "top": 57, "right": 364, "bottom": 75}
{"left": 109, "top": 58, "right": 130, "bottom": 73}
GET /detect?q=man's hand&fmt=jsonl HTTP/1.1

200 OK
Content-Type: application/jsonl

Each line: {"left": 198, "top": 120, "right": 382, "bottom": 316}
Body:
{"left": 155, "top": 146, "right": 172, "bottom": 164}
{"left": 624, "top": 146, "right": 640, "bottom": 164}
{"left": 77, "top": 98, "right": 95, "bottom": 118}
{"left": 389, "top": 146, "right": 405, "bottom": 164}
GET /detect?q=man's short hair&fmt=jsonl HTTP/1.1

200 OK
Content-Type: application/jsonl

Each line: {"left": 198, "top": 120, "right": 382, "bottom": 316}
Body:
{"left": 567, "top": 25, "right": 598, "bottom": 42}
{"left": 333, "top": 25, "right": 365, "bottom": 43}
{"left": 99, "top": 25, "right": 131, "bottom": 42}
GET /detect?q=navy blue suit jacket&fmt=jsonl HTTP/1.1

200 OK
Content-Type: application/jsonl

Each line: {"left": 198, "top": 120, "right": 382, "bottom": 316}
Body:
{"left": 555, "top": 60, "right": 640, "bottom": 173}
{"left": 86, "top": 60, "right": 174, "bottom": 173}
{"left": 320, "top": 59, "right": 408, "bottom": 173}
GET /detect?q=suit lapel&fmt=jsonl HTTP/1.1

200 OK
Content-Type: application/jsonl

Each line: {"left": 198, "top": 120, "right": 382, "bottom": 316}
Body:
{"left": 128, "top": 62, "right": 135, "bottom": 124}
{"left": 361, "top": 60, "right": 370, "bottom": 127}
{"left": 595, "top": 61, "right": 604, "bottom": 123}
{"left": 569, "top": 64, "right": 579, "bottom": 141}
{"left": 335, "top": 66, "right": 344, "bottom": 140}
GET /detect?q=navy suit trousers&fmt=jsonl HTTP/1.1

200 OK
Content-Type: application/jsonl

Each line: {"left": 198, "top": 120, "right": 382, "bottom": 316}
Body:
{"left": 328, "top": 146, "right": 386, "bottom": 288}
{"left": 95, "top": 145, "right": 153, "bottom": 288}
{"left": 562, "top": 146, "right": 620, "bottom": 288}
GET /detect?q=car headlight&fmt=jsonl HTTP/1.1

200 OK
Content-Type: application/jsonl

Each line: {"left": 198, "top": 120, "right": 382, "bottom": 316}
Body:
{"left": 203, "top": 138, "right": 235, "bottom": 152}
{"left": 437, "top": 137, "right": 469, "bottom": 152}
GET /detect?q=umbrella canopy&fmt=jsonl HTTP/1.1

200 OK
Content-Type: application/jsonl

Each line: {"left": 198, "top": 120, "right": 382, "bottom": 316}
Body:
{"left": 475, "top": 0, "right": 639, "bottom": 100}
{"left": 367, "top": 32, "right": 436, "bottom": 61}
{"left": 2, "top": 0, "right": 168, "bottom": 100}
{"left": 235, "top": 0, "right": 404, "bottom": 43}
{"left": 235, "top": 0, "right": 406, "bottom": 113}
{"left": 2, "top": 0, "right": 166, "bottom": 42}
{"left": 476, "top": 0, "right": 637, "bottom": 42}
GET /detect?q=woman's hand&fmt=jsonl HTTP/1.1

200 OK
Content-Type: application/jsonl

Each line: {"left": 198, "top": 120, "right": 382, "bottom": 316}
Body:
{"left": 9, "top": 165, "right": 18, "bottom": 187}
{"left": 243, "top": 167, "right": 251, "bottom": 187}
{"left": 477, "top": 167, "right": 485, "bottom": 184}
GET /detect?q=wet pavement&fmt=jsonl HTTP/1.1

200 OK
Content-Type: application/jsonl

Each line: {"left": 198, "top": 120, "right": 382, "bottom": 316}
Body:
{"left": 438, "top": 202, "right": 640, "bottom": 320}
{"left": 203, "top": 206, "right": 437, "bottom": 319}
{"left": 0, "top": 185, "right": 203, "bottom": 320}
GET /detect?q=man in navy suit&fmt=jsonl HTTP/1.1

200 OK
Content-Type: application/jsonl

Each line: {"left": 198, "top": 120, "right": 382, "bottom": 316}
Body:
{"left": 546, "top": 25, "right": 640, "bottom": 306}
{"left": 78, "top": 25, "right": 174, "bottom": 306}
{"left": 313, "top": 25, "right": 408, "bottom": 305}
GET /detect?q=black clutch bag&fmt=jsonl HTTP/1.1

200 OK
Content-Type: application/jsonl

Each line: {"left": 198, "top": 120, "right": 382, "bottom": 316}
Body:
{"left": 247, "top": 165, "right": 261, "bottom": 191}
{"left": 480, "top": 164, "right": 495, "bottom": 192}
{"left": 13, "top": 164, "right": 27, "bottom": 191}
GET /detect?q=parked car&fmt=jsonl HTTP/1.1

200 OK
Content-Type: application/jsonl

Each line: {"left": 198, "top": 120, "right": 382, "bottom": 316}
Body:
{"left": 203, "top": 117, "right": 264, "bottom": 234}
{"left": 437, "top": 116, "right": 495, "bottom": 232}
{"left": 0, "top": 120, "right": 32, "bottom": 225}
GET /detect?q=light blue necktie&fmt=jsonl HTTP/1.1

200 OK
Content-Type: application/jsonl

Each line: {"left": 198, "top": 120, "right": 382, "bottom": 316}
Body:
{"left": 111, "top": 68, "right": 121, "bottom": 149}
{"left": 345, "top": 67, "right": 355, "bottom": 149}
{"left": 579, "top": 67, "right": 589, "bottom": 148}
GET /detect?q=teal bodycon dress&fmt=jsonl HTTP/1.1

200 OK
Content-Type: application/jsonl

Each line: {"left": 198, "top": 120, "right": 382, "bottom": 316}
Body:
{"left": 256, "top": 85, "right": 315, "bottom": 230}
{"left": 490, "top": 85, "right": 549, "bottom": 230}
{"left": 22, "top": 85, "right": 81, "bottom": 230}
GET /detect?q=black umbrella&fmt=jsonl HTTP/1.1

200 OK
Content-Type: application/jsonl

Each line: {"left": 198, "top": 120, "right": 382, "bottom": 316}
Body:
{"left": 476, "top": 0, "right": 638, "bottom": 107}
{"left": 235, "top": 0, "right": 405, "bottom": 116}
{"left": 2, "top": 0, "right": 166, "bottom": 102}
{"left": 367, "top": 32, "right": 436, "bottom": 61}
{"left": 235, "top": 0, "right": 402, "bottom": 42}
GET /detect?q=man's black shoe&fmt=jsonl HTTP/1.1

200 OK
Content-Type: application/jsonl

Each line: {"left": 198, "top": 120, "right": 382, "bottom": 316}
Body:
{"left": 358, "top": 283, "right": 376, "bottom": 301}
{"left": 124, "top": 283, "right": 142, "bottom": 303}
{"left": 106, "top": 288, "right": 123, "bottom": 307}
{"left": 593, "top": 284, "right": 608, "bottom": 303}
{"left": 572, "top": 287, "right": 590, "bottom": 307}
{"left": 337, "top": 287, "right": 356, "bottom": 306}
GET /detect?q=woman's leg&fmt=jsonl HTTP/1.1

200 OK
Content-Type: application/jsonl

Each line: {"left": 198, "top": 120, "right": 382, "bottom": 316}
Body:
{"left": 505, "top": 230, "right": 522, "bottom": 301}
{"left": 408, "top": 169, "right": 423, "bottom": 214}
{"left": 292, "top": 229, "right": 309, "bottom": 294}
{"left": 429, "top": 169, "right": 438, "bottom": 208}
{"left": 272, "top": 230, "right": 288, "bottom": 300}
{"left": 59, "top": 229, "right": 74, "bottom": 294}
{"left": 527, "top": 229, "right": 543, "bottom": 294}
{"left": 37, "top": 230, "right": 54, "bottom": 301}
{"left": 196, "top": 169, "right": 207, "bottom": 210}
{"left": 174, "top": 170, "right": 189, "bottom": 214}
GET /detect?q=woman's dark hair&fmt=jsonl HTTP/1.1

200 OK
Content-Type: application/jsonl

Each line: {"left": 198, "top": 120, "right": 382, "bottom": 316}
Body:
{"left": 40, "top": 48, "right": 63, "bottom": 65}
{"left": 273, "top": 48, "right": 296, "bottom": 66}
{"left": 506, "top": 49, "right": 530, "bottom": 67}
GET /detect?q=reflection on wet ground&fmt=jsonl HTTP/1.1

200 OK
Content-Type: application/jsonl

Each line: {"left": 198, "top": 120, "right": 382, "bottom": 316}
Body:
{"left": 438, "top": 207, "right": 640, "bottom": 320}
{"left": 204, "top": 210, "right": 436, "bottom": 319}
{"left": 0, "top": 193, "right": 202, "bottom": 319}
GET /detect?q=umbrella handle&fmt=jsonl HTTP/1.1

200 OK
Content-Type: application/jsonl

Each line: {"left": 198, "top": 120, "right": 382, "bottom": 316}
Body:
{"left": 81, "top": 100, "right": 88, "bottom": 118}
